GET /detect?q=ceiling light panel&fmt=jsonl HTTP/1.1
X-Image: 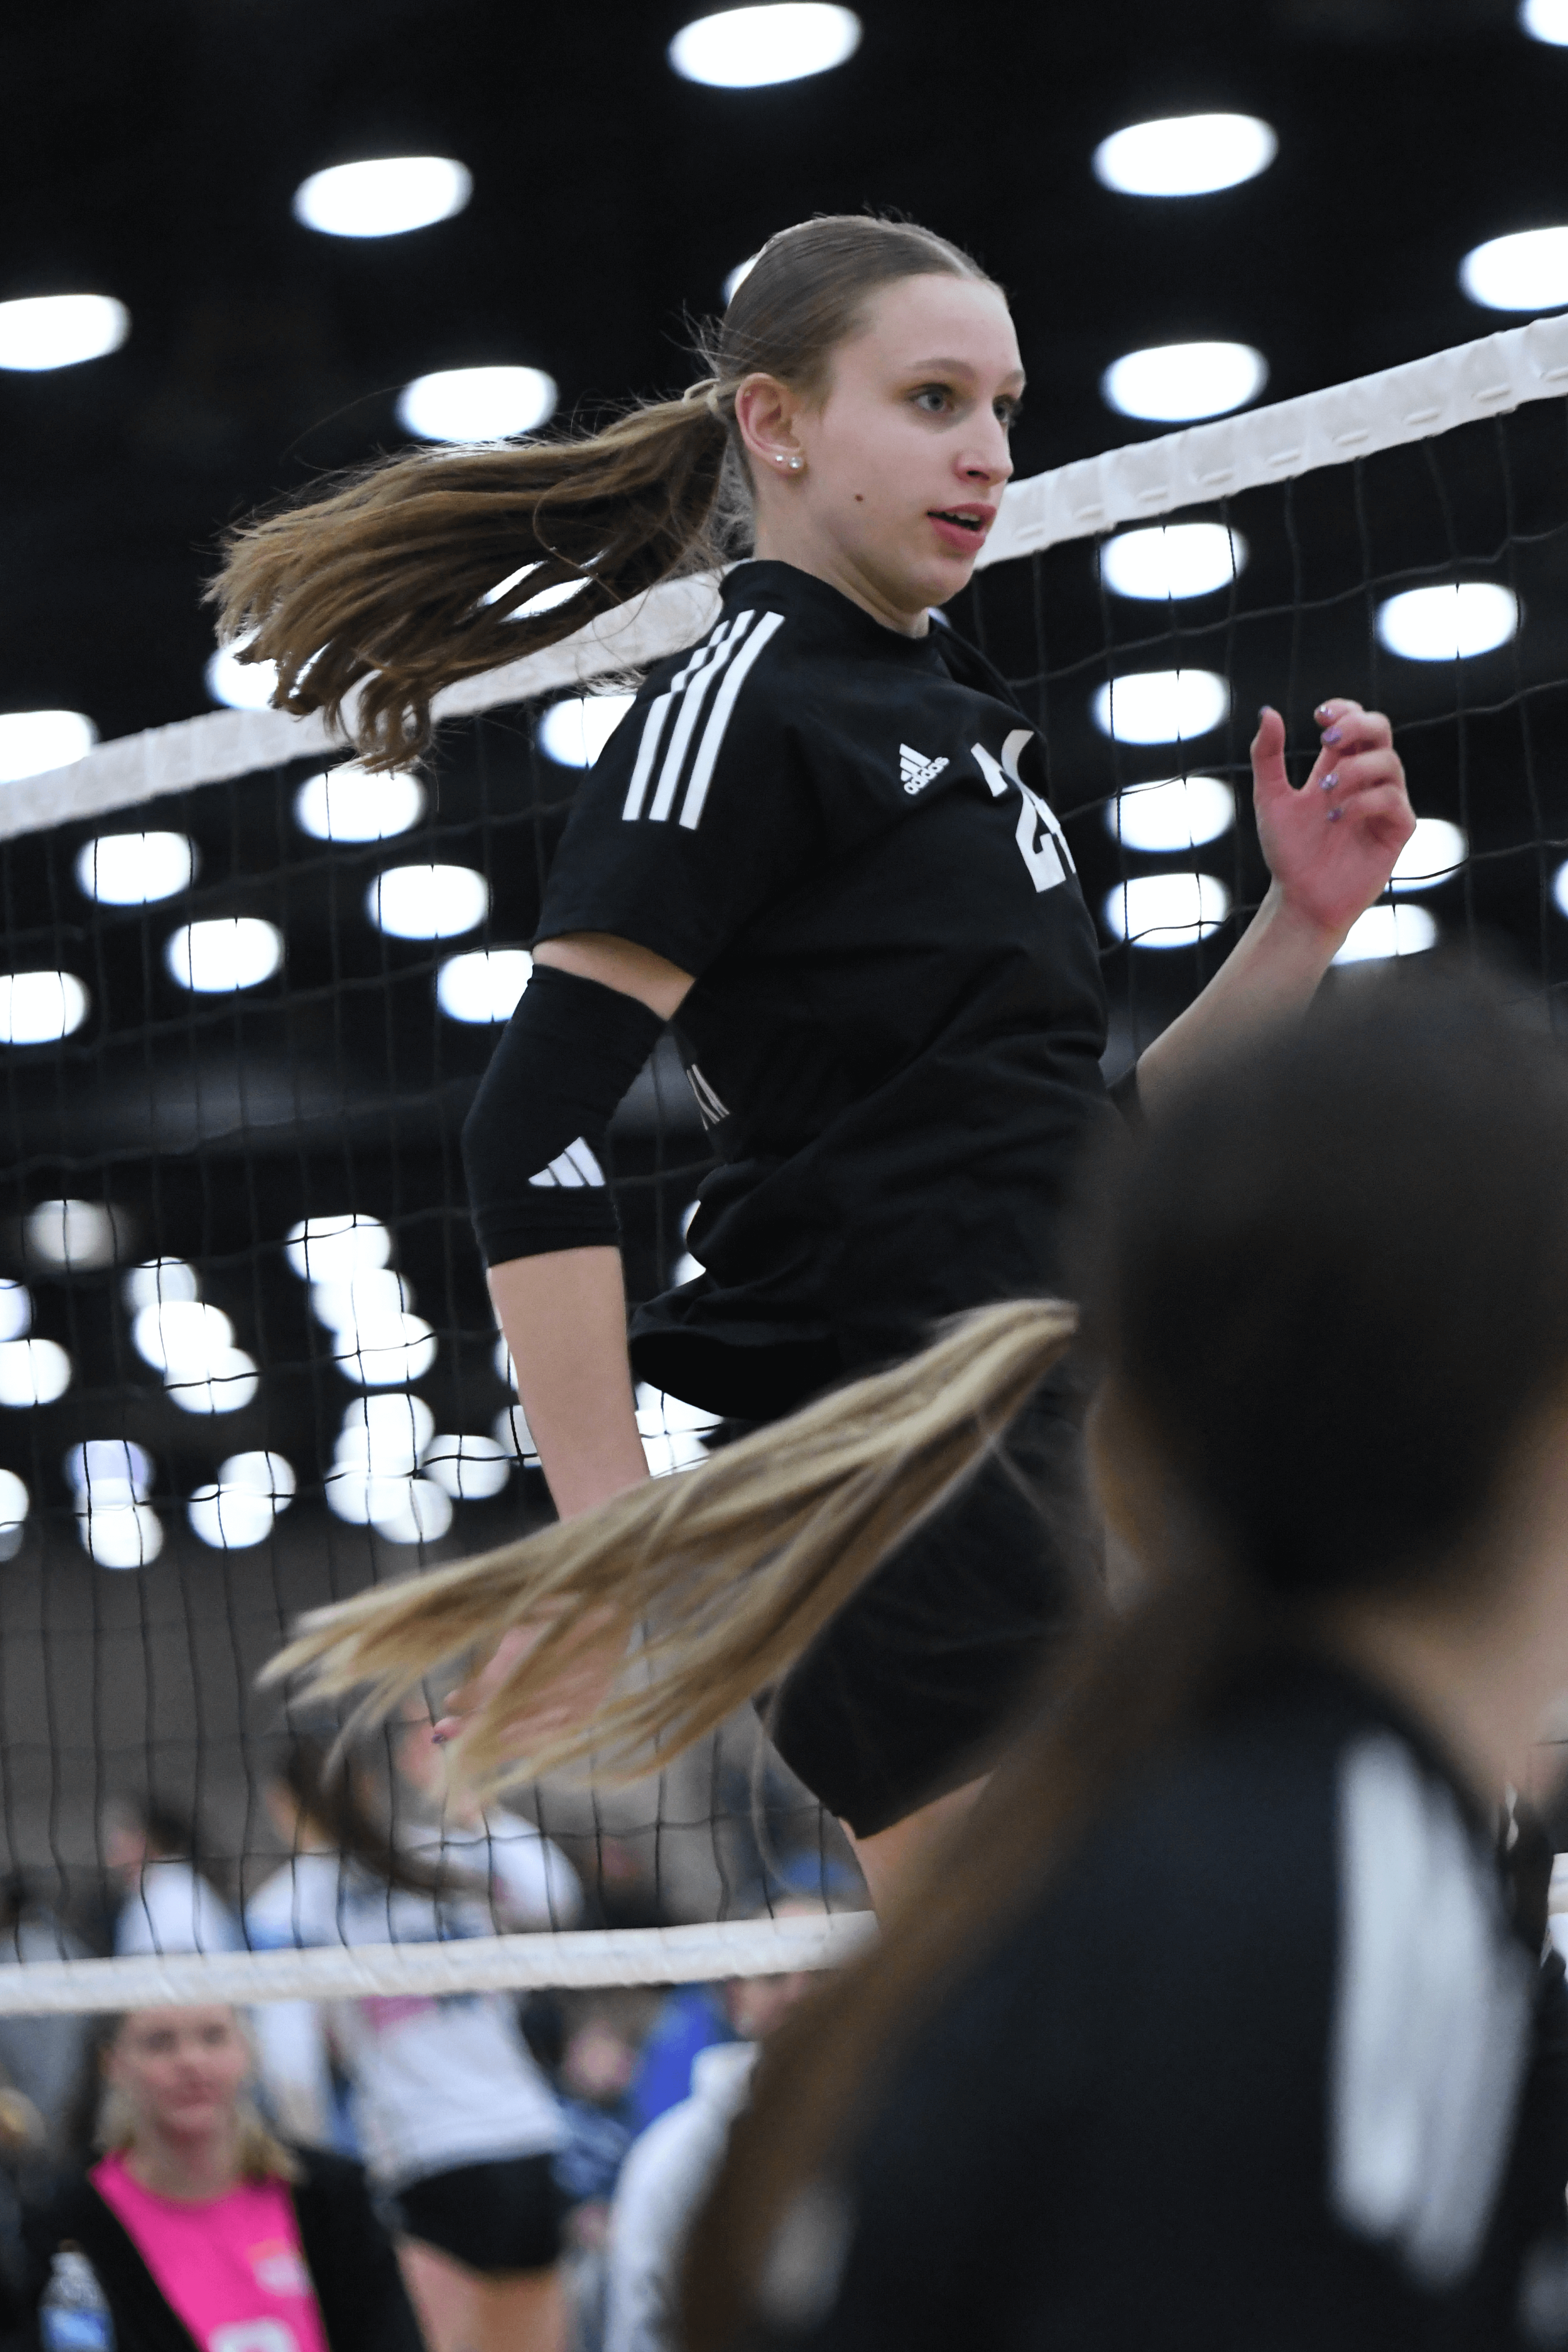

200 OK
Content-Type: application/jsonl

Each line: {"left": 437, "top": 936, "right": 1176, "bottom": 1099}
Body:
{"left": 437, "top": 950, "right": 533, "bottom": 1024}
{"left": 1107, "top": 776, "right": 1235, "bottom": 852}
{"left": 538, "top": 694, "right": 637, "bottom": 768}
{"left": 0, "top": 972, "right": 89, "bottom": 1045}
{"left": 76, "top": 832, "right": 196, "bottom": 905}
{"left": 397, "top": 366, "right": 556, "bottom": 442}
{"left": 1092, "top": 670, "right": 1230, "bottom": 744}
{"left": 1333, "top": 905, "right": 1439, "bottom": 963}
{"left": 1521, "top": 0, "right": 1568, "bottom": 39}
{"left": 1388, "top": 818, "right": 1467, "bottom": 893}
{"left": 1102, "top": 873, "right": 1231, "bottom": 948}
{"left": 293, "top": 157, "right": 472, "bottom": 239}
{"left": 0, "top": 1338, "right": 72, "bottom": 1407}
{"left": 367, "top": 864, "right": 489, "bottom": 940}
{"left": 295, "top": 766, "right": 425, "bottom": 843}
{"left": 669, "top": 5, "right": 861, "bottom": 87}
{"left": 165, "top": 919, "right": 284, "bottom": 994}
{"left": 1099, "top": 523, "right": 1247, "bottom": 600}
{"left": 0, "top": 711, "right": 96, "bottom": 783}
{"left": 205, "top": 644, "right": 278, "bottom": 711}
{"left": 1460, "top": 227, "right": 1568, "bottom": 311}
{"left": 1102, "top": 342, "right": 1268, "bottom": 422}
{"left": 0, "top": 294, "right": 128, "bottom": 372}
{"left": 1092, "top": 113, "right": 1277, "bottom": 198}
{"left": 28, "top": 1200, "right": 116, "bottom": 1269}
{"left": 285, "top": 1216, "right": 392, "bottom": 1285}
{"left": 1375, "top": 583, "right": 1518, "bottom": 660}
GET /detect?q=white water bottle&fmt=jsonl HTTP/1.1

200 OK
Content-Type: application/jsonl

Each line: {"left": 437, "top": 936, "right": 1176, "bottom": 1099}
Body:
{"left": 39, "top": 2248, "right": 114, "bottom": 2352}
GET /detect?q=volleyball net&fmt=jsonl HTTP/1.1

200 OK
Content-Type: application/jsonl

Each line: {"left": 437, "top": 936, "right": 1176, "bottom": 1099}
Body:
{"left": 0, "top": 310, "right": 1564, "bottom": 2011}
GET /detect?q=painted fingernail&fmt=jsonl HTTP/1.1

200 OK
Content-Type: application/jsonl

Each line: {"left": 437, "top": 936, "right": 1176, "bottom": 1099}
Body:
{"left": 1326, "top": 807, "right": 1343, "bottom": 823}
{"left": 1322, "top": 725, "right": 1342, "bottom": 745}
{"left": 1319, "top": 770, "right": 1339, "bottom": 791}
{"left": 1315, "top": 701, "right": 1338, "bottom": 719}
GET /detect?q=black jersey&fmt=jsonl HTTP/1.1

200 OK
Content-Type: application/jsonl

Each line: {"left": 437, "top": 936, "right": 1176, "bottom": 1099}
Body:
{"left": 535, "top": 559, "right": 1108, "bottom": 1416}
{"left": 757, "top": 1658, "right": 1568, "bottom": 2352}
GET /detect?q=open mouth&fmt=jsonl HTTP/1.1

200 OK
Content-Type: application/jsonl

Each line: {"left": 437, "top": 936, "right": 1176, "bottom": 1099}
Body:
{"left": 931, "top": 509, "right": 986, "bottom": 534}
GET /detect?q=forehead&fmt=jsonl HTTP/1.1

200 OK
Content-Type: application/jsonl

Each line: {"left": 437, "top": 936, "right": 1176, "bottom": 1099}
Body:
{"left": 847, "top": 274, "right": 1022, "bottom": 378}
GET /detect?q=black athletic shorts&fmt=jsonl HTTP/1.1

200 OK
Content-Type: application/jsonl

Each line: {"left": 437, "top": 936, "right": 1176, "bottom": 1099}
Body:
{"left": 760, "top": 1392, "right": 1097, "bottom": 1840}
{"left": 392, "top": 2153, "right": 564, "bottom": 2274}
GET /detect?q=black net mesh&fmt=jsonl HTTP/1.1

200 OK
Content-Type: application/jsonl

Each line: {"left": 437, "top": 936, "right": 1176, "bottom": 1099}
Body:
{"left": 2, "top": 383, "right": 1568, "bottom": 1976}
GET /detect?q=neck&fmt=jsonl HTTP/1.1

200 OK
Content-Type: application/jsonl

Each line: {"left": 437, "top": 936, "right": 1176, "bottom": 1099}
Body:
{"left": 1323, "top": 1564, "right": 1563, "bottom": 1810}
{"left": 1323, "top": 1411, "right": 1568, "bottom": 1807}
{"left": 749, "top": 517, "right": 930, "bottom": 638}
{"left": 123, "top": 2124, "right": 241, "bottom": 2204}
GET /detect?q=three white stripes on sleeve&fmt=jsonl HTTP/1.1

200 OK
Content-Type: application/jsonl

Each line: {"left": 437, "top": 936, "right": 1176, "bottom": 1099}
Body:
{"left": 530, "top": 620, "right": 784, "bottom": 1190}
{"left": 621, "top": 610, "right": 787, "bottom": 830}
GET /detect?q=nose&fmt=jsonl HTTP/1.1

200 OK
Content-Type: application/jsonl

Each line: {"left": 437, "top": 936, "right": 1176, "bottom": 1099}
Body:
{"left": 959, "top": 417, "right": 1014, "bottom": 490}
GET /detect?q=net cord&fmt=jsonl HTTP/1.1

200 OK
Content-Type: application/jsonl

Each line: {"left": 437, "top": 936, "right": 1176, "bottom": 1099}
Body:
{"left": 0, "top": 1913, "right": 878, "bottom": 2015}
{"left": 8, "top": 310, "right": 1567, "bottom": 850}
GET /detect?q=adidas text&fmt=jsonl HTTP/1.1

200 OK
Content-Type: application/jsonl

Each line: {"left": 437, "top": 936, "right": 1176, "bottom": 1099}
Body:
{"left": 900, "top": 744, "right": 949, "bottom": 795}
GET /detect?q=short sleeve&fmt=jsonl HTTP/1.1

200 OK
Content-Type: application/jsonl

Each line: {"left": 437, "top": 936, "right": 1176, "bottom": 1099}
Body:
{"left": 536, "top": 604, "right": 813, "bottom": 977}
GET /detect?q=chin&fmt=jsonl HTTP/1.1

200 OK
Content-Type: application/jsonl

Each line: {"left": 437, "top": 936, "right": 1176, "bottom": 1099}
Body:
{"left": 913, "top": 561, "right": 975, "bottom": 611}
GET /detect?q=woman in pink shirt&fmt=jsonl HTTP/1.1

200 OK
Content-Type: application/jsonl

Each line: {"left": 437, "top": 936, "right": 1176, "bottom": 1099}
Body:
{"left": 25, "top": 2007, "right": 422, "bottom": 2352}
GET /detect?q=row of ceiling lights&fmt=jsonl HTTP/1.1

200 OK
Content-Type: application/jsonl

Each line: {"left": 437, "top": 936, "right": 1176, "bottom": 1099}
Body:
{"left": 0, "top": 1204, "right": 710, "bottom": 1567}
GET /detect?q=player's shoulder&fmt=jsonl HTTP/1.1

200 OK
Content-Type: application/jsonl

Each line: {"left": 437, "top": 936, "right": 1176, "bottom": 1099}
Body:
{"left": 583, "top": 593, "right": 803, "bottom": 835}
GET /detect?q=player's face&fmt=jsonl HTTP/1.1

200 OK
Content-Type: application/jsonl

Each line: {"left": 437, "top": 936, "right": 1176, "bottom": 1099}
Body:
{"left": 800, "top": 274, "right": 1023, "bottom": 625}
{"left": 106, "top": 2004, "right": 251, "bottom": 2144}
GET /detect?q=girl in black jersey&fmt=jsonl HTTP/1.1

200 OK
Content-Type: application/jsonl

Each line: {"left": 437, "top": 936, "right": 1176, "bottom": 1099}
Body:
{"left": 680, "top": 971, "right": 1568, "bottom": 2352}
{"left": 223, "top": 215, "right": 1413, "bottom": 1904}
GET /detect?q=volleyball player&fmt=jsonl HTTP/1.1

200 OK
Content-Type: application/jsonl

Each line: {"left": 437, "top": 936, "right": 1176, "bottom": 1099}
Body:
{"left": 679, "top": 971, "right": 1568, "bottom": 2350}
{"left": 247, "top": 1745, "right": 569, "bottom": 2352}
{"left": 223, "top": 214, "right": 1413, "bottom": 1902}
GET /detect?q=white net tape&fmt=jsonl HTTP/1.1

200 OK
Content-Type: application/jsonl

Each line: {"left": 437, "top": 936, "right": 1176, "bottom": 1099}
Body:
{"left": 0, "top": 1914, "right": 878, "bottom": 2016}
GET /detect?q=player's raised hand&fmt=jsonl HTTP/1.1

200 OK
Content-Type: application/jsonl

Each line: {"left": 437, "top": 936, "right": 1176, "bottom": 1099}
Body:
{"left": 1251, "top": 699, "right": 1415, "bottom": 941}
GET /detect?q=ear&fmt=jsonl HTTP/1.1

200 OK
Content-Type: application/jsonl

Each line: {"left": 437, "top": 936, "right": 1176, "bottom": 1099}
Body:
{"left": 732, "top": 372, "right": 805, "bottom": 474}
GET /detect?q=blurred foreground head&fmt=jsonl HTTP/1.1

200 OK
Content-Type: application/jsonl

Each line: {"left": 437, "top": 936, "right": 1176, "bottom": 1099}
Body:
{"left": 1093, "top": 961, "right": 1568, "bottom": 1598}
{"left": 681, "top": 963, "right": 1568, "bottom": 2349}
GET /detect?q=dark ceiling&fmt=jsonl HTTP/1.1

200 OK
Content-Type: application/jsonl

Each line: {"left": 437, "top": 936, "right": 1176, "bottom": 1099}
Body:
{"left": 1, "top": 0, "right": 1558, "bottom": 746}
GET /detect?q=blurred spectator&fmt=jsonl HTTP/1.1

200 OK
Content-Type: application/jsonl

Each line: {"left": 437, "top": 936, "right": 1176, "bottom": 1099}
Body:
{"left": 391, "top": 1713, "right": 583, "bottom": 1931}
{"left": 0, "top": 1879, "right": 89, "bottom": 2159}
{"left": 553, "top": 2008, "right": 642, "bottom": 2231}
{"left": 602, "top": 1914, "right": 823, "bottom": 2352}
{"left": 22, "top": 2004, "right": 419, "bottom": 2352}
{"left": 246, "top": 1778, "right": 347, "bottom": 2157}
{"left": 624, "top": 1986, "right": 735, "bottom": 2138}
{"left": 248, "top": 1742, "right": 567, "bottom": 2352}
{"left": 102, "top": 1800, "right": 240, "bottom": 1958}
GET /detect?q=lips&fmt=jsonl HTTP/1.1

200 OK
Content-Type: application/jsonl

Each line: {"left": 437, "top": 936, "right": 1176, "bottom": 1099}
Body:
{"left": 928, "top": 506, "right": 995, "bottom": 555}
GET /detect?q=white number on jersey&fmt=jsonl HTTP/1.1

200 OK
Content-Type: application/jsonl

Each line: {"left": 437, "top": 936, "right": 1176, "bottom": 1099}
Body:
{"left": 972, "top": 730, "right": 1077, "bottom": 895}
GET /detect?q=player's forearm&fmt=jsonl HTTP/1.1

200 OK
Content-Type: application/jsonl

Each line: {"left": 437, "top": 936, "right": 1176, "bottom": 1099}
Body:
{"left": 489, "top": 1247, "right": 649, "bottom": 1519}
{"left": 1133, "top": 882, "right": 1346, "bottom": 1116}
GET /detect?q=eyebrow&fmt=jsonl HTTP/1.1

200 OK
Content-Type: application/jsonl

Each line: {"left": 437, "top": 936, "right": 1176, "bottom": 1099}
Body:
{"left": 905, "top": 357, "right": 1027, "bottom": 387}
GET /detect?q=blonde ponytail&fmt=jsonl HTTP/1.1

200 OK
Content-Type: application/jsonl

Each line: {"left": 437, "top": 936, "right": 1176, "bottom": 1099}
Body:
{"left": 210, "top": 213, "right": 993, "bottom": 770}
{"left": 209, "top": 392, "right": 731, "bottom": 771}
{"left": 263, "top": 1297, "right": 1077, "bottom": 1794}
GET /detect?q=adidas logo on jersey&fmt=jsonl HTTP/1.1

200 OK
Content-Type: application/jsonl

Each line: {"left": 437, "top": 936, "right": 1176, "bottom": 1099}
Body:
{"left": 900, "top": 744, "right": 949, "bottom": 795}
{"left": 527, "top": 1137, "right": 606, "bottom": 1190}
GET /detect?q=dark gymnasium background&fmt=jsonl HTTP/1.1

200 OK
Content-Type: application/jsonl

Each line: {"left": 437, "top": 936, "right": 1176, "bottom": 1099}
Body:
{"left": 1, "top": 0, "right": 1567, "bottom": 1884}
